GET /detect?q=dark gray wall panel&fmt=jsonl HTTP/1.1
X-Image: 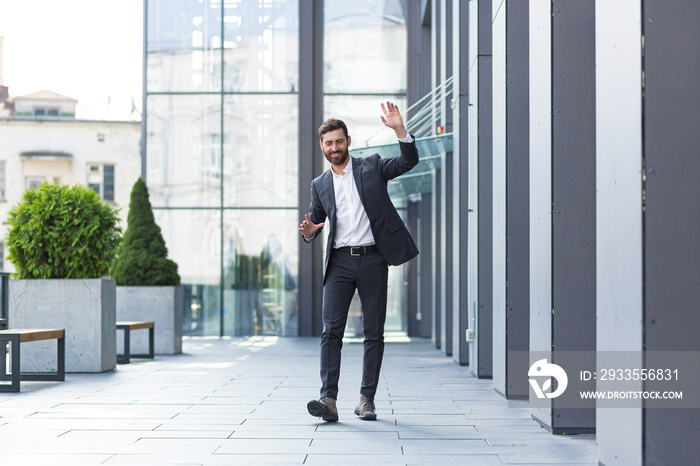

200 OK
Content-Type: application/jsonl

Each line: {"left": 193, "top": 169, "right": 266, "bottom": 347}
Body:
{"left": 505, "top": 0, "right": 530, "bottom": 398}
{"left": 432, "top": 170, "right": 442, "bottom": 348}
{"left": 551, "top": 0, "right": 596, "bottom": 432}
{"left": 408, "top": 0, "right": 432, "bottom": 115}
{"left": 477, "top": 54, "right": 493, "bottom": 377}
{"left": 419, "top": 193, "right": 433, "bottom": 337}
{"left": 440, "top": 150, "right": 453, "bottom": 356}
{"left": 643, "top": 1, "right": 700, "bottom": 464}
{"left": 407, "top": 201, "right": 420, "bottom": 337}
{"left": 297, "top": 0, "right": 324, "bottom": 336}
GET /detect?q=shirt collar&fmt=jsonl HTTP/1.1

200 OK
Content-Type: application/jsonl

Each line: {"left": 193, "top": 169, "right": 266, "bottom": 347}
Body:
{"left": 331, "top": 159, "right": 353, "bottom": 178}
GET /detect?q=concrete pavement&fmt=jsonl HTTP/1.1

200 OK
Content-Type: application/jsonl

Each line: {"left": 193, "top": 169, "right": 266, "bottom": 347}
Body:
{"left": 0, "top": 336, "right": 597, "bottom": 465}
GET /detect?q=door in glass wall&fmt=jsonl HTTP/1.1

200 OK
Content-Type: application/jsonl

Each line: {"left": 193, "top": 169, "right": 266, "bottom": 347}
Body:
{"left": 154, "top": 209, "right": 222, "bottom": 336}
{"left": 223, "top": 210, "right": 298, "bottom": 336}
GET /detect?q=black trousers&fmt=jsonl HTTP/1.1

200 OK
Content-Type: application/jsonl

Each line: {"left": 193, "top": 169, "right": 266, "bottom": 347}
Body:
{"left": 319, "top": 248, "right": 389, "bottom": 400}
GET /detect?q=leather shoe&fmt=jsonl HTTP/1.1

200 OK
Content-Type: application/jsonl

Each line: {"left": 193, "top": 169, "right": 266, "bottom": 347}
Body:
{"left": 307, "top": 397, "right": 338, "bottom": 422}
{"left": 354, "top": 394, "right": 377, "bottom": 420}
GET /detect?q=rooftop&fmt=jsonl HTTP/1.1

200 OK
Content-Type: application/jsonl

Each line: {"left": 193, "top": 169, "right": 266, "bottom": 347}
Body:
{"left": 14, "top": 90, "right": 77, "bottom": 102}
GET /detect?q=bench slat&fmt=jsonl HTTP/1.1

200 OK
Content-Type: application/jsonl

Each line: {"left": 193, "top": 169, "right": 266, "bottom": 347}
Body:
{"left": 117, "top": 321, "right": 154, "bottom": 330}
{"left": 0, "top": 329, "right": 65, "bottom": 343}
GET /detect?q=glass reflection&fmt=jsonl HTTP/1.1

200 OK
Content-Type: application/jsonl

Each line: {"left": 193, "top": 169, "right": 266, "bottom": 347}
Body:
{"left": 147, "top": 94, "right": 222, "bottom": 208}
{"left": 223, "top": 94, "right": 298, "bottom": 207}
{"left": 324, "top": 0, "right": 407, "bottom": 93}
{"left": 154, "top": 209, "right": 221, "bottom": 336}
{"left": 147, "top": 0, "right": 222, "bottom": 92}
{"left": 223, "top": 0, "right": 299, "bottom": 92}
{"left": 223, "top": 209, "right": 298, "bottom": 336}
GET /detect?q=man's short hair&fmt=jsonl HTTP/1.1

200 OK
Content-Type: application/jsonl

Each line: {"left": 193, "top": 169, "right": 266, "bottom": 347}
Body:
{"left": 318, "top": 118, "right": 348, "bottom": 140}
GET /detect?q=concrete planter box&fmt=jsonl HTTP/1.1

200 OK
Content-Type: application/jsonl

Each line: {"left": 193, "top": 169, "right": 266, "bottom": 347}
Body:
{"left": 116, "top": 286, "right": 183, "bottom": 355}
{"left": 9, "top": 279, "right": 117, "bottom": 373}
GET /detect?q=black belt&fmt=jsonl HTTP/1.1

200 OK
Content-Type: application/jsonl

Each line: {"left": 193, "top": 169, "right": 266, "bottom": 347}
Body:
{"left": 334, "top": 245, "right": 378, "bottom": 256}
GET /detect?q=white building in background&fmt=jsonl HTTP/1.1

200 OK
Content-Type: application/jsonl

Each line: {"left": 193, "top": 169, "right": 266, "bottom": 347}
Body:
{"left": 0, "top": 90, "right": 141, "bottom": 272}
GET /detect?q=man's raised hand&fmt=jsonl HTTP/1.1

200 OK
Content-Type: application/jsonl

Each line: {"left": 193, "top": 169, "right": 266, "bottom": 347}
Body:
{"left": 380, "top": 101, "right": 408, "bottom": 139}
{"left": 299, "top": 214, "right": 324, "bottom": 239}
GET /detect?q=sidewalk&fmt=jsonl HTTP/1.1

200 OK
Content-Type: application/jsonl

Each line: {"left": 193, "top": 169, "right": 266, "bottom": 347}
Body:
{"left": 0, "top": 337, "right": 597, "bottom": 465}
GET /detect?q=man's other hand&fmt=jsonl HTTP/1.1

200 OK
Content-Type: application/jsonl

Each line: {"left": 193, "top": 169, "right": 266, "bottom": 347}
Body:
{"left": 299, "top": 214, "right": 324, "bottom": 239}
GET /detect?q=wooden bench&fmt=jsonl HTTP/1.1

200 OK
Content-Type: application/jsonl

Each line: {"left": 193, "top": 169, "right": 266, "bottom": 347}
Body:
{"left": 0, "top": 329, "right": 65, "bottom": 392}
{"left": 116, "top": 321, "right": 154, "bottom": 364}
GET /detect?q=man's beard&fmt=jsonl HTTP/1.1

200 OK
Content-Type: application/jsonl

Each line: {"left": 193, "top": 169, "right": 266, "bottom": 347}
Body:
{"left": 324, "top": 147, "right": 349, "bottom": 166}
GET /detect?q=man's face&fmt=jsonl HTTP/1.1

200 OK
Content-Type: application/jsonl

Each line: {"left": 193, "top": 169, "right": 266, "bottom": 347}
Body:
{"left": 320, "top": 128, "right": 351, "bottom": 167}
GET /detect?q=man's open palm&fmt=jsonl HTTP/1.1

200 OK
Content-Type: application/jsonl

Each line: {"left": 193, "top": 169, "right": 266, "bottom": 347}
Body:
{"left": 380, "top": 101, "right": 407, "bottom": 138}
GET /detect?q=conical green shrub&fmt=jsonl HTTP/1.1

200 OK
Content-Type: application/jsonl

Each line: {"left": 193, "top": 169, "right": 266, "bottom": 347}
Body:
{"left": 111, "top": 178, "right": 180, "bottom": 286}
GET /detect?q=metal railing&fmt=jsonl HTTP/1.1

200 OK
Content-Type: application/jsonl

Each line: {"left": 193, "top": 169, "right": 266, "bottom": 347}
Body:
{"left": 362, "top": 76, "right": 455, "bottom": 148}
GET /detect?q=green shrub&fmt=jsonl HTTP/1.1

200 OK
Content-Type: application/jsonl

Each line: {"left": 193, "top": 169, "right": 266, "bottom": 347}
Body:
{"left": 110, "top": 178, "right": 180, "bottom": 286}
{"left": 6, "top": 183, "right": 122, "bottom": 279}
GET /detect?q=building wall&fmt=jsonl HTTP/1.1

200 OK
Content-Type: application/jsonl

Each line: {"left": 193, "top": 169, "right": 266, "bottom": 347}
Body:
{"left": 0, "top": 118, "right": 141, "bottom": 271}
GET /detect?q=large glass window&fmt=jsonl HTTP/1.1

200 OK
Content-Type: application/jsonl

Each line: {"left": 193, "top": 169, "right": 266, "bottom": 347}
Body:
{"left": 324, "top": 0, "right": 407, "bottom": 94}
{"left": 223, "top": 0, "right": 299, "bottom": 92}
{"left": 147, "top": 95, "right": 222, "bottom": 208}
{"left": 147, "top": 0, "right": 222, "bottom": 92}
{"left": 223, "top": 94, "right": 298, "bottom": 207}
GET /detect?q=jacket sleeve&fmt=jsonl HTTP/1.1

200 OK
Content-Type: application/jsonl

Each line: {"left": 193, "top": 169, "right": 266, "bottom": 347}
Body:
{"left": 302, "top": 179, "right": 327, "bottom": 243}
{"left": 377, "top": 136, "right": 420, "bottom": 181}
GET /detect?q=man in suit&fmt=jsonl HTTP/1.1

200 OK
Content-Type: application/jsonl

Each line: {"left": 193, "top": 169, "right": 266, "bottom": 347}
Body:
{"left": 299, "top": 101, "right": 419, "bottom": 422}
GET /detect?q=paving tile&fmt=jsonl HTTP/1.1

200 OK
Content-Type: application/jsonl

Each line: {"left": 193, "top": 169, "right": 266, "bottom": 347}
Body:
{"left": 393, "top": 414, "right": 472, "bottom": 426}
{"left": 397, "top": 425, "right": 481, "bottom": 439}
{"left": 498, "top": 451, "right": 599, "bottom": 464}
{"left": 406, "top": 455, "right": 507, "bottom": 465}
{"left": 0, "top": 453, "right": 115, "bottom": 464}
{"left": 308, "top": 438, "right": 403, "bottom": 455}
{"left": 401, "top": 438, "right": 494, "bottom": 455}
{"left": 213, "top": 438, "right": 312, "bottom": 454}
{"left": 119, "top": 438, "right": 224, "bottom": 455}
{"left": 304, "top": 454, "right": 506, "bottom": 466}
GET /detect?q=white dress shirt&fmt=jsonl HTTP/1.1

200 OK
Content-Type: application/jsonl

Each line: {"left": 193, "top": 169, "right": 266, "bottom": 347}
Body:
{"left": 331, "top": 159, "right": 375, "bottom": 248}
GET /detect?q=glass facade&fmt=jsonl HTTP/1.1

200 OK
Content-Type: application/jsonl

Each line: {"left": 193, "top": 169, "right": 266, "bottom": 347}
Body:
{"left": 145, "top": 0, "right": 408, "bottom": 337}
{"left": 146, "top": 0, "right": 299, "bottom": 336}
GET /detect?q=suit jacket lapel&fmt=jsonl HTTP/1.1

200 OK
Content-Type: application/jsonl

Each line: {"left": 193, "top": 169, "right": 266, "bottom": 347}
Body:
{"left": 352, "top": 157, "right": 365, "bottom": 207}
{"left": 323, "top": 170, "right": 335, "bottom": 213}
{"left": 317, "top": 170, "right": 336, "bottom": 227}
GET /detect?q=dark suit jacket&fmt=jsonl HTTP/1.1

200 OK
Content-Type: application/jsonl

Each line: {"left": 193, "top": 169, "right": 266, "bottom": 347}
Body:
{"left": 303, "top": 139, "right": 420, "bottom": 280}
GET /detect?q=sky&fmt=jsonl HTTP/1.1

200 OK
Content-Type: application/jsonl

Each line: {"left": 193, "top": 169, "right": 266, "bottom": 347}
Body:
{"left": 0, "top": 0, "right": 143, "bottom": 121}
